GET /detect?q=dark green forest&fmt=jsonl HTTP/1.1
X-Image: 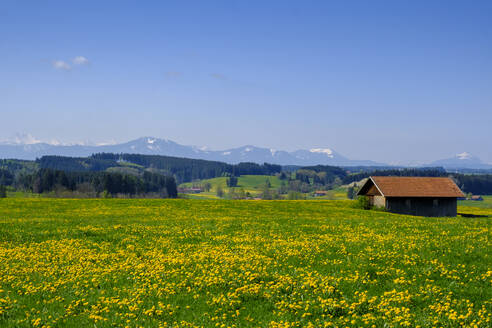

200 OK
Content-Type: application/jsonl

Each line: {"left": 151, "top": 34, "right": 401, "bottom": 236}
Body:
{"left": 342, "top": 168, "right": 447, "bottom": 184}
{"left": 15, "top": 168, "right": 177, "bottom": 197}
{"left": 38, "top": 154, "right": 281, "bottom": 183}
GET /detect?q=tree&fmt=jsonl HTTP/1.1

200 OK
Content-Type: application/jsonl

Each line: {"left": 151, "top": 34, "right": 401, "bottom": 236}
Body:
{"left": 0, "top": 185, "right": 6, "bottom": 198}
{"left": 347, "top": 186, "right": 355, "bottom": 199}
{"left": 227, "top": 187, "right": 246, "bottom": 200}
{"left": 260, "top": 181, "right": 279, "bottom": 200}
{"left": 216, "top": 185, "right": 224, "bottom": 198}
{"left": 227, "top": 176, "right": 238, "bottom": 187}
{"left": 347, "top": 186, "right": 359, "bottom": 200}
{"left": 277, "top": 181, "right": 288, "bottom": 194}
{"left": 202, "top": 182, "right": 212, "bottom": 192}
{"left": 287, "top": 191, "right": 305, "bottom": 200}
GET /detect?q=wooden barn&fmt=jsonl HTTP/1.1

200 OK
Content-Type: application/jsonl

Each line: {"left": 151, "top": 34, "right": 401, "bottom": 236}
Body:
{"left": 357, "top": 176, "right": 464, "bottom": 217}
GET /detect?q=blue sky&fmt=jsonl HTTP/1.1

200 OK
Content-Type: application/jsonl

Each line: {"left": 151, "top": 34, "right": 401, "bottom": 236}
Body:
{"left": 1, "top": 0, "right": 491, "bottom": 164}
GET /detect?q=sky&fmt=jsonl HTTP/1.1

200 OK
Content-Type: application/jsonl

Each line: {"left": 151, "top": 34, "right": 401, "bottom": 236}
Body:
{"left": 1, "top": 0, "right": 491, "bottom": 164}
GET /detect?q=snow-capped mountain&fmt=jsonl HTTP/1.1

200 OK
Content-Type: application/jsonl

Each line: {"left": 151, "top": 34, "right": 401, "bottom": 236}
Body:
{"left": 3, "top": 136, "right": 491, "bottom": 169}
{"left": 209, "top": 145, "right": 378, "bottom": 165}
{"left": 430, "top": 152, "right": 491, "bottom": 169}
{"left": 0, "top": 136, "right": 381, "bottom": 166}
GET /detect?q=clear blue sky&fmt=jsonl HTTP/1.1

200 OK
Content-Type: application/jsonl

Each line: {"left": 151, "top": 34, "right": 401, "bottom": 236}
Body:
{"left": 1, "top": 0, "right": 491, "bottom": 164}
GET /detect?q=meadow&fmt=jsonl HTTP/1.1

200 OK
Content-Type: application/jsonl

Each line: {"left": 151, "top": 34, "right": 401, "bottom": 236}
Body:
{"left": 178, "top": 175, "right": 348, "bottom": 200}
{"left": 459, "top": 196, "right": 492, "bottom": 209}
{"left": 179, "top": 175, "right": 283, "bottom": 199}
{"left": 0, "top": 199, "right": 490, "bottom": 327}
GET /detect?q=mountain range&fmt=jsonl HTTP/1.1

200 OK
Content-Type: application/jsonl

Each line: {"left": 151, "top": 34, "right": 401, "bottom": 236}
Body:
{"left": 430, "top": 152, "right": 492, "bottom": 170}
{"left": 0, "top": 136, "right": 490, "bottom": 169}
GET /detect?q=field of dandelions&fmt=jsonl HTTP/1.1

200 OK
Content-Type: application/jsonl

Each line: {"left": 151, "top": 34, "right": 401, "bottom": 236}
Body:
{"left": 0, "top": 199, "right": 490, "bottom": 328}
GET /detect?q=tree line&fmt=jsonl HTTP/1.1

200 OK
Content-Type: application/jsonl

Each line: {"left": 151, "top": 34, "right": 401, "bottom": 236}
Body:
{"left": 14, "top": 168, "right": 177, "bottom": 197}
{"left": 342, "top": 168, "right": 447, "bottom": 184}
{"left": 453, "top": 174, "right": 492, "bottom": 195}
{"left": 39, "top": 154, "right": 281, "bottom": 183}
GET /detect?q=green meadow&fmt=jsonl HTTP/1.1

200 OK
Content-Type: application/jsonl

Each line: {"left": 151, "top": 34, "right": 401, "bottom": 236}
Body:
{"left": 0, "top": 199, "right": 490, "bottom": 327}
{"left": 459, "top": 195, "right": 492, "bottom": 209}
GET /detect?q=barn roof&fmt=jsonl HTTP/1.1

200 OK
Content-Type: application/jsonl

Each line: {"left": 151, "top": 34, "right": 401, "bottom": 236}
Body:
{"left": 358, "top": 176, "right": 464, "bottom": 198}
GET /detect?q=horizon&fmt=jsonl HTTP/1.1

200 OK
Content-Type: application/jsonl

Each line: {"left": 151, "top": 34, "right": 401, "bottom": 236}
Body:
{"left": 2, "top": 1, "right": 491, "bottom": 163}
{"left": 0, "top": 133, "right": 489, "bottom": 166}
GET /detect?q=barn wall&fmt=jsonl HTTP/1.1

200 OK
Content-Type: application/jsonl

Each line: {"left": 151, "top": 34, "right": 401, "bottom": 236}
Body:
{"left": 368, "top": 195, "right": 386, "bottom": 208}
{"left": 386, "top": 197, "right": 457, "bottom": 217}
{"left": 373, "top": 196, "right": 386, "bottom": 208}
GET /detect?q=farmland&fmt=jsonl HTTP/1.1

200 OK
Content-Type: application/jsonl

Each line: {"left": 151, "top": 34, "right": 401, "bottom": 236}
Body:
{"left": 0, "top": 199, "right": 490, "bottom": 327}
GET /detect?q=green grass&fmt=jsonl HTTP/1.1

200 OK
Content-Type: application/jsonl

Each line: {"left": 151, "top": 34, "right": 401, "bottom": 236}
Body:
{"left": 235, "top": 175, "right": 282, "bottom": 189}
{"left": 117, "top": 160, "right": 145, "bottom": 169}
{"left": 306, "top": 186, "right": 348, "bottom": 200}
{"left": 106, "top": 166, "right": 141, "bottom": 176}
{"left": 459, "top": 195, "right": 492, "bottom": 209}
{"left": 180, "top": 175, "right": 282, "bottom": 195}
{"left": 179, "top": 192, "right": 220, "bottom": 199}
{"left": 0, "top": 199, "right": 490, "bottom": 327}
{"left": 5, "top": 191, "right": 42, "bottom": 198}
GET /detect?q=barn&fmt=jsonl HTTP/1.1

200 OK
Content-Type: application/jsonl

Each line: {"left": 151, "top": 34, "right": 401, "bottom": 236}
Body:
{"left": 357, "top": 176, "right": 464, "bottom": 217}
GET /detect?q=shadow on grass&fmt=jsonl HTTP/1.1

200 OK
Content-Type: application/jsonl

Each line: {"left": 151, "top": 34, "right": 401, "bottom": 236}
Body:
{"left": 458, "top": 213, "right": 489, "bottom": 218}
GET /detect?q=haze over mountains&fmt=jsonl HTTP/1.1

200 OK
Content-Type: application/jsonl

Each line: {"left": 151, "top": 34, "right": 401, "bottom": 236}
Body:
{"left": 0, "top": 136, "right": 490, "bottom": 169}
{"left": 430, "top": 152, "right": 492, "bottom": 170}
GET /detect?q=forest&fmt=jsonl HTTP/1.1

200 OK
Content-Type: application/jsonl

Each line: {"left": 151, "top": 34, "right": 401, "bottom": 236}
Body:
{"left": 12, "top": 168, "right": 177, "bottom": 198}
{"left": 38, "top": 154, "right": 281, "bottom": 183}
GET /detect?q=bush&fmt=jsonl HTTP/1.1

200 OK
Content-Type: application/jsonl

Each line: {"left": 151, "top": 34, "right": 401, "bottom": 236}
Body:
{"left": 355, "top": 195, "right": 371, "bottom": 210}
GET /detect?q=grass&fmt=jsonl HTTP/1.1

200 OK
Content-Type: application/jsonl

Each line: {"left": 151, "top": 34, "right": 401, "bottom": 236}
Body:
{"left": 180, "top": 192, "right": 220, "bottom": 200}
{"left": 179, "top": 175, "right": 350, "bottom": 200}
{"left": 306, "top": 187, "right": 348, "bottom": 200}
{"left": 0, "top": 199, "right": 490, "bottom": 327}
{"left": 236, "top": 175, "right": 282, "bottom": 189}
{"left": 459, "top": 195, "right": 492, "bottom": 209}
{"left": 180, "top": 175, "right": 283, "bottom": 196}
{"left": 5, "top": 191, "right": 42, "bottom": 198}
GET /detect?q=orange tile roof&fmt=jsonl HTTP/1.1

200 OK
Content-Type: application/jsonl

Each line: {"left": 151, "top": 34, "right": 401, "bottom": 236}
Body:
{"left": 368, "top": 176, "right": 464, "bottom": 198}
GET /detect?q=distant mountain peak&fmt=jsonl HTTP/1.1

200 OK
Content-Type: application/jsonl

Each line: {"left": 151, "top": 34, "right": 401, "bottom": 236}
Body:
{"left": 0, "top": 133, "right": 43, "bottom": 145}
{"left": 431, "top": 152, "right": 489, "bottom": 169}
{"left": 309, "top": 148, "right": 334, "bottom": 158}
{"left": 456, "top": 152, "right": 472, "bottom": 160}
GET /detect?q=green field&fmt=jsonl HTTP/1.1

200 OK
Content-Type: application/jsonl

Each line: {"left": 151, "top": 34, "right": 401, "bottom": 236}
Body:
{"left": 181, "top": 175, "right": 282, "bottom": 190}
{"left": 179, "top": 175, "right": 350, "bottom": 200}
{"left": 0, "top": 199, "right": 490, "bottom": 327}
{"left": 180, "top": 175, "right": 283, "bottom": 198}
{"left": 459, "top": 195, "right": 492, "bottom": 209}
